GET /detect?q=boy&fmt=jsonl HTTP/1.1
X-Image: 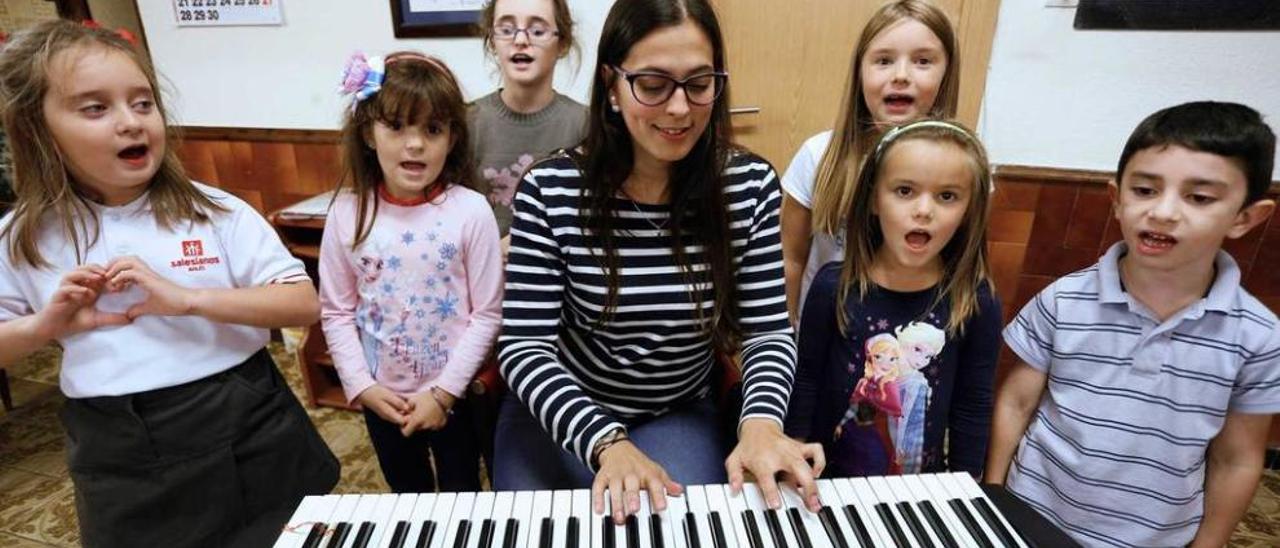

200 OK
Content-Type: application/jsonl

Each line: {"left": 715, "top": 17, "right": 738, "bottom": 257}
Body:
{"left": 986, "top": 101, "right": 1279, "bottom": 547}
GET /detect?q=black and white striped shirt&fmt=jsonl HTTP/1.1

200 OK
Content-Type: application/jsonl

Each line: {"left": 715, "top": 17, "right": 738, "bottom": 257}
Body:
{"left": 498, "top": 151, "right": 797, "bottom": 469}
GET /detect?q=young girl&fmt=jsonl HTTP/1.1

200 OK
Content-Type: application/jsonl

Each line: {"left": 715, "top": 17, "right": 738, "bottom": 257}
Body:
{"left": 781, "top": 0, "right": 959, "bottom": 325}
{"left": 320, "top": 51, "right": 503, "bottom": 494}
{"left": 784, "top": 120, "right": 1001, "bottom": 479}
{"left": 471, "top": 0, "right": 586, "bottom": 240}
{"left": 0, "top": 20, "right": 338, "bottom": 546}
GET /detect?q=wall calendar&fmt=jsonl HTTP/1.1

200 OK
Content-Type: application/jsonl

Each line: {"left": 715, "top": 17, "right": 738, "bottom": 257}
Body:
{"left": 173, "top": 0, "right": 284, "bottom": 27}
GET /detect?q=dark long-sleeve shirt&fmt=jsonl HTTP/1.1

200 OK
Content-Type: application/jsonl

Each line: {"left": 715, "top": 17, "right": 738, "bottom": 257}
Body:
{"left": 499, "top": 151, "right": 796, "bottom": 470}
{"left": 785, "top": 262, "right": 1001, "bottom": 476}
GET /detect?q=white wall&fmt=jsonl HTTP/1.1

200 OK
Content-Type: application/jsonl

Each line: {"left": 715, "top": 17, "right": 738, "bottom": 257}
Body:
{"left": 979, "top": 2, "right": 1280, "bottom": 179}
{"left": 137, "top": 0, "right": 612, "bottom": 129}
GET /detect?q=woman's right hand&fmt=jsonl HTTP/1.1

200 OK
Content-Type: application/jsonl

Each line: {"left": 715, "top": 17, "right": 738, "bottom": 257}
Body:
{"left": 593, "top": 440, "right": 683, "bottom": 525}
{"left": 34, "top": 264, "right": 130, "bottom": 339}
{"left": 357, "top": 385, "right": 412, "bottom": 426}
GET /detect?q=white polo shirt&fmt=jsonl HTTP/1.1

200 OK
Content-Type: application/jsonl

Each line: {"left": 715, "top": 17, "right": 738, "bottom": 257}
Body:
{"left": 0, "top": 183, "right": 309, "bottom": 398}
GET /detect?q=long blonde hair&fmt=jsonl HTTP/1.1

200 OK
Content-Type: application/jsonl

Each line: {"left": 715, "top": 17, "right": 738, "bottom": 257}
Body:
{"left": 0, "top": 20, "right": 224, "bottom": 269}
{"left": 837, "top": 120, "right": 993, "bottom": 336}
{"left": 810, "top": 0, "right": 960, "bottom": 237}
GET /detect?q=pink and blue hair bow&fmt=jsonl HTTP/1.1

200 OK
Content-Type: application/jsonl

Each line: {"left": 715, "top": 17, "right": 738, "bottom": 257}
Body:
{"left": 339, "top": 52, "right": 385, "bottom": 108}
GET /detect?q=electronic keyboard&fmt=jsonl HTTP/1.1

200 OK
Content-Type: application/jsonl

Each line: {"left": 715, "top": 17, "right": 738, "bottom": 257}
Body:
{"left": 274, "top": 473, "right": 1065, "bottom": 548}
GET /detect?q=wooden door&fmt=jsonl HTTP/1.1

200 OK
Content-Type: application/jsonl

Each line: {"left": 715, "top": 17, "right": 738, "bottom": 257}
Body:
{"left": 715, "top": 0, "right": 1001, "bottom": 171}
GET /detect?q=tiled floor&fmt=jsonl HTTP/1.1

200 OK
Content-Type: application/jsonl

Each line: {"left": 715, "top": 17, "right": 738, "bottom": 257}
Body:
{"left": 0, "top": 343, "right": 1277, "bottom": 547}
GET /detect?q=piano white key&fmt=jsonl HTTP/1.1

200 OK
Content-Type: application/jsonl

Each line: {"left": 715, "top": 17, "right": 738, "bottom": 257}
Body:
{"left": 405, "top": 493, "right": 439, "bottom": 548}
{"left": 442, "top": 493, "right": 477, "bottom": 548}
{"left": 718, "top": 485, "right": 758, "bottom": 548}
{"left": 344, "top": 494, "right": 386, "bottom": 548}
{"left": 866, "top": 477, "right": 918, "bottom": 548}
{"left": 490, "top": 492, "right": 515, "bottom": 548}
{"left": 934, "top": 474, "right": 999, "bottom": 548}
{"left": 648, "top": 488, "right": 677, "bottom": 548}
{"left": 573, "top": 490, "right": 593, "bottom": 548}
{"left": 739, "top": 483, "right": 776, "bottom": 548}
{"left": 837, "top": 478, "right": 893, "bottom": 548}
{"left": 511, "top": 491, "right": 535, "bottom": 548}
{"left": 779, "top": 484, "right": 830, "bottom": 548}
{"left": 685, "top": 485, "right": 715, "bottom": 548}
{"left": 366, "top": 494, "right": 404, "bottom": 548}
{"left": 377, "top": 494, "right": 419, "bottom": 548}
{"left": 908, "top": 475, "right": 975, "bottom": 548}
{"left": 530, "top": 491, "right": 555, "bottom": 548}
{"left": 886, "top": 476, "right": 943, "bottom": 548}
{"left": 273, "top": 495, "right": 341, "bottom": 548}
{"left": 664, "top": 486, "right": 691, "bottom": 548}
{"left": 470, "top": 492, "right": 497, "bottom": 548}
{"left": 428, "top": 493, "right": 460, "bottom": 548}
{"left": 947, "top": 473, "right": 1027, "bottom": 548}
{"left": 636, "top": 490, "right": 655, "bottom": 548}
{"left": 745, "top": 483, "right": 798, "bottom": 548}
{"left": 591, "top": 491, "right": 606, "bottom": 548}
{"left": 613, "top": 495, "right": 628, "bottom": 548}
{"left": 814, "top": 480, "right": 859, "bottom": 548}
{"left": 552, "top": 490, "right": 573, "bottom": 548}
{"left": 702, "top": 484, "right": 743, "bottom": 548}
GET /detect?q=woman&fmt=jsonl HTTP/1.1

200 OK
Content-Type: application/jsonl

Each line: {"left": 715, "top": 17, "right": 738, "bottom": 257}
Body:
{"left": 495, "top": 0, "right": 824, "bottom": 523}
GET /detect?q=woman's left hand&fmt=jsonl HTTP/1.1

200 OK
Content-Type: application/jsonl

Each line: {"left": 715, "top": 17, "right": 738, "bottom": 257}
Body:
{"left": 725, "top": 418, "right": 826, "bottom": 512}
{"left": 104, "top": 256, "right": 197, "bottom": 319}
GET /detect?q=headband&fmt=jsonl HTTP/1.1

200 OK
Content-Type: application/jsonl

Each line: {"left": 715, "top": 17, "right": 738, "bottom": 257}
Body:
{"left": 872, "top": 120, "right": 994, "bottom": 192}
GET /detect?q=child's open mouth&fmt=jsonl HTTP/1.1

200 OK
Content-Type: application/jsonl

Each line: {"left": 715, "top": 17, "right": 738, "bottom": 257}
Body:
{"left": 1138, "top": 230, "right": 1177, "bottom": 252}
{"left": 118, "top": 145, "right": 148, "bottom": 166}
{"left": 905, "top": 229, "right": 932, "bottom": 251}
{"left": 510, "top": 53, "right": 534, "bottom": 66}
{"left": 400, "top": 161, "right": 427, "bottom": 173}
{"left": 885, "top": 94, "right": 915, "bottom": 111}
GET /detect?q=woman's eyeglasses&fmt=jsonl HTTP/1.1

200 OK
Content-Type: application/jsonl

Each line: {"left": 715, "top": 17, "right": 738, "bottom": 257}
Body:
{"left": 492, "top": 23, "right": 559, "bottom": 44}
{"left": 612, "top": 66, "right": 728, "bottom": 107}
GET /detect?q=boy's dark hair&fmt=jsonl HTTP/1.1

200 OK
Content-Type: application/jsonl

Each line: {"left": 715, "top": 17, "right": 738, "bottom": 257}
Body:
{"left": 1118, "top": 101, "right": 1276, "bottom": 205}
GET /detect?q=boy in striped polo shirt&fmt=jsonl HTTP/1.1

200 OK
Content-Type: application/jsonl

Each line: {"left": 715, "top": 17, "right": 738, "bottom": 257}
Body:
{"left": 987, "top": 101, "right": 1279, "bottom": 547}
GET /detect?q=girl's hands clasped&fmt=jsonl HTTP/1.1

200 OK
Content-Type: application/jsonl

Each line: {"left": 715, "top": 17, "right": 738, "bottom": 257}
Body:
{"left": 103, "top": 255, "right": 197, "bottom": 319}
{"left": 34, "top": 264, "right": 131, "bottom": 339}
{"left": 593, "top": 439, "right": 683, "bottom": 525}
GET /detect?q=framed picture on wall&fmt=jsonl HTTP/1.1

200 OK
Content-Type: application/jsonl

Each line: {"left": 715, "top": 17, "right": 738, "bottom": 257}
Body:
{"left": 390, "top": 0, "right": 484, "bottom": 38}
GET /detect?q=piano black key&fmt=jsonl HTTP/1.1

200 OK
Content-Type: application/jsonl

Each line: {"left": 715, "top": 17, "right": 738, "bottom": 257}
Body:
{"left": 709, "top": 512, "right": 729, "bottom": 548}
{"left": 763, "top": 509, "right": 788, "bottom": 548}
{"left": 874, "top": 503, "right": 910, "bottom": 548}
{"left": 740, "top": 510, "right": 765, "bottom": 548}
{"left": 916, "top": 501, "right": 959, "bottom": 548}
{"left": 816, "top": 507, "right": 849, "bottom": 548}
{"left": 785, "top": 509, "right": 813, "bottom": 548}
{"left": 453, "top": 521, "right": 472, "bottom": 548}
{"left": 567, "top": 516, "right": 580, "bottom": 548}
{"left": 650, "top": 514, "right": 665, "bottom": 548}
{"left": 626, "top": 514, "right": 641, "bottom": 548}
{"left": 503, "top": 519, "right": 519, "bottom": 548}
{"left": 325, "top": 522, "right": 352, "bottom": 548}
{"left": 971, "top": 497, "right": 1020, "bottom": 548}
{"left": 302, "top": 522, "right": 327, "bottom": 548}
{"left": 603, "top": 515, "right": 616, "bottom": 548}
{"left": 390, "top": 521, "right": 410, "bottom": 548}
{"left": 840, "top": 505, "right": 874, "bottom": 548}
{"left": 479, "top": 519, "right": 497, "bottom": 548}
{"left": 416, "top": 520, "right": 439, "bottom": 548}
{"left": 895, "top": 501, "right": 935, "bottom": 548}
{"left": 684, "top": 512, "right": 702, "bottom": 548}
{"left": 946, "top": 500, "right": 992, "bottom": 548}
{"left": 353, "top": 521, "right": 375, "bottom": 548}
{"left": 540, "top": 517, "right": 554, "bottom": 548}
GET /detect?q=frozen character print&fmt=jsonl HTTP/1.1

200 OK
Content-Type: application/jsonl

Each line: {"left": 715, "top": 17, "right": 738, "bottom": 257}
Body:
{"left": 891, "top": 321, "right": 945, "bottom": 473}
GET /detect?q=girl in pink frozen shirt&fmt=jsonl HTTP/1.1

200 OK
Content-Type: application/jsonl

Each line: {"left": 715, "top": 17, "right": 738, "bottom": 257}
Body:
{"left": 320, "top": 51, "right": 503, "bottom": 492}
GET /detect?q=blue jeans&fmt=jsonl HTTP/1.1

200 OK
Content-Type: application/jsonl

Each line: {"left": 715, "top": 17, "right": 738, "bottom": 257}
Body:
{"left": 493, "top": 394, "right": 728, "bottom": 490}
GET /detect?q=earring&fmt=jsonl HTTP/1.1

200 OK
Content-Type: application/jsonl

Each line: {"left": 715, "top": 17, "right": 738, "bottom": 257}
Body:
{"left": 610, "top": 96, "right": 620, "bottom": 112}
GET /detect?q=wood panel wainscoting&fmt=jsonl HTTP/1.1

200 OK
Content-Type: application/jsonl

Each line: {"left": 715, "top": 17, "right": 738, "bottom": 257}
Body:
{"left": 174, "top": 128, "right": 1280, "bottom": 443}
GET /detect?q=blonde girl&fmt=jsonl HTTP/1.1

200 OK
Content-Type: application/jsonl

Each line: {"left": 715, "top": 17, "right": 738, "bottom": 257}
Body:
{"left": 784, "top": 120, "right": 1002, "bottom": 478}
{"left": 781, "top": 0, "right": 960, "bottom": 325}
{"left": 0, "top": 20, "right": 337, "bottom": 546}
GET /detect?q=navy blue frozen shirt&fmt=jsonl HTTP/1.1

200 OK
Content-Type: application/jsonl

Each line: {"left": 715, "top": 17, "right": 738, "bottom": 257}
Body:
{"left": 784, "top": 262, "right": 1001, "bottom": 477}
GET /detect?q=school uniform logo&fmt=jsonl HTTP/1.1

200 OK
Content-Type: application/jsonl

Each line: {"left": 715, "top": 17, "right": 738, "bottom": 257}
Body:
{"left": 171, "top": 239, "right": 221, "bottom": 271}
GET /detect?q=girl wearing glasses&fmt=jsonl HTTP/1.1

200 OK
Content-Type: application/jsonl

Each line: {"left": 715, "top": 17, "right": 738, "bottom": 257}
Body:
{"left": 472, "top": 0, "right": 586, "bottom": 243}
{"left": 781, "top": 0, "right": 961, "bottom": 327}
{"left": 496, "top": 0, "right": 824, "bottom": 525}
